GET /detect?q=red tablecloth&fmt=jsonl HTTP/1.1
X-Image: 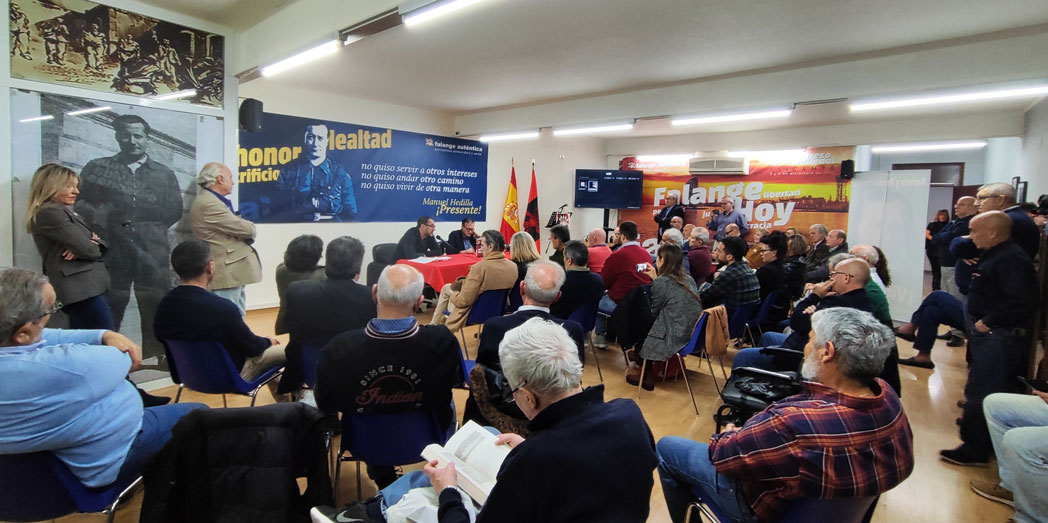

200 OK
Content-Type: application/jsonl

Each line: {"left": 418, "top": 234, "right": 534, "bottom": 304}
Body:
{"left": 396, "top": 253, "right": 485, "bottom": 290}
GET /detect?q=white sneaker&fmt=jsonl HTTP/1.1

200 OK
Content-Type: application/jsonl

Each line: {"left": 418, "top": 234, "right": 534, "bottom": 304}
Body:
{"left": 592, "top": 334, "right": 607, "bottom": 348}
{"left": 298, "top": 389, "right": 317, "bottom": 408}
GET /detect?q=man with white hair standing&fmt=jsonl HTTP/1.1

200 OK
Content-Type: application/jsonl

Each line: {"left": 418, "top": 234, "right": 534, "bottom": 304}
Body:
{"left": 707, "top": 197, "right": 749, "bottom": 241}
{"left": 585, "top": 227, "right": 612, "bottom": 274}
{"left": 658, "top": 308, "right": 914, "bottom": 522}
{"left": 190, "top": 162, "right": 261, "bottom": 313}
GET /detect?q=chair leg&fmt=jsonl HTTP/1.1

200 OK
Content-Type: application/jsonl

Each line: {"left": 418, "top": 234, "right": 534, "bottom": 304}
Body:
{"left": 704, "top": 351, "right": 722, "bottom": 395}
{"left": 716, "top": 355, "right": 729, "bottom": 382}
{"left": 356, "top": 460, "right": 363, "bottom": 501}
{"left": 679, "top": 355, "right": 700, "bottom": 416}
{"left": 459, "top": 328, "right": 470, "bottom": 359}
{"left": 589, "top": 336, "right": 604, "bottom": 382}
{"left": 222, "top": 394, "right": 228, "bottom": 408}
{"left": 174, "top": 383, "right": 184, "bottom": 403}
{"left": 333, "top": 453, "right": 343, "bottom": 506}
{"left": 636, "top": 359, "right": 647, "bottom": 398}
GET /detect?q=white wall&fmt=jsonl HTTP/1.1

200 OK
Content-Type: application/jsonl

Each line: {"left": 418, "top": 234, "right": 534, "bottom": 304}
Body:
{"left": 1023, "top": 97, "right": 1048, "bottom": 200}
{"left": 870, "top": 148, "right": 985, "bottom": 186}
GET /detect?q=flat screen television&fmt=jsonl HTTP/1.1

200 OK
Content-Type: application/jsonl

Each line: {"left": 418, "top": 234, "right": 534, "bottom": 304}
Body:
{"left": 574, "top": 169, "right": 644, "bottom": 209}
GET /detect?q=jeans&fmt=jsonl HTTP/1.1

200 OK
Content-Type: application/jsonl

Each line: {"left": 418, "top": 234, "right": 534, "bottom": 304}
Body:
{"left": 731, "top": 331, "right": 791, "bottom": 371}
{"left": 984, "top": 393, "right": 1048, "bottom": 523}
{"left": 62, "top": 293, "right": 116, "bottom": 330}
{"left": 909, "top": 291, "right": 965, "bottom": 354}
{"left": 114, "top": 402, "right": 208, "bottom": 485}
{"left": 959, "top": 325, "right": 1028, "bottom": 459}
{"left": 940, "top": 266, "right": 961, "bottom": 300}
{"left": 595, "top": 294, "right": 617, "bottom": 335}
{"left": 213, "top": 286, "right": 246, "bottom": 314}
{"left": 656, "top": 436, "right": 758, "bottom": 523}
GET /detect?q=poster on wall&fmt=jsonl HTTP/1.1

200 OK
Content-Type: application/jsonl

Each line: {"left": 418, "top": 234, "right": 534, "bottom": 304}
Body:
{"left": 10, "top": 89, "right": 224, "bottom": 375}
{"left": 238, "top": 112, "right": 487, "bottom": 223}
{"left": 619, "top": 147, "right": 855, "bottom": 248}
{"left": 10, "top": 0, "right": 224, "bottom": 106}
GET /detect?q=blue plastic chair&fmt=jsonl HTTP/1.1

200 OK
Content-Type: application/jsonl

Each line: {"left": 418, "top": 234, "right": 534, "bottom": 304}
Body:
{"left": 457, "top": 288, "right": 510, "bottom": 358}
{"left": 728, "top": 300, "right": 761, "bottom": 340}
{"left": 334, "top": 408, "right": 451, "bottom": 502}
{"left": 568, "top": 302, "right": 603, "bottom": 381}
{"left": 744, "top": 290, "right": 783, "bottom": 344}
{"left": 685, "top": 486, "right": 877, "bottom": 523}
{"left": 0, "top": 452, "right": 141, "bottom": 522}
{"left": 635, "top": 313, "right": 707, "bottom": 415}
{"left": 163, "top": 339, "right": 284, "bottom": 407}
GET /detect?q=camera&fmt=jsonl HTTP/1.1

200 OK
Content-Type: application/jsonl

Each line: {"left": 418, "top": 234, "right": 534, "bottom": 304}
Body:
{"left": 636, "top": 263, "right": 648, "bottom": 272}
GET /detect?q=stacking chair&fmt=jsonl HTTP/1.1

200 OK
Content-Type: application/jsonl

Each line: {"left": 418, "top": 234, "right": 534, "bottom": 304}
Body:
{"left": 0, "top": 452, "right": 141, "bottom": 523}
{"left": 635, "top": 313, "right": 708, "bottom": 415}
{"left": 163, "top": 339, "right": 284, "bottom": 407}
{"left": 743, "top": 290, "right": 782, "bottom": 345}
{"left": 333, "top": 408, "right": 450, "bottom": 503}
{"left": 685, "top": 488, "right": 877, "bottom": 523}
{"left": 727, "top": 300, "right": 760, "bottom": 344}
{"left": 568, "top": 302, "right": 604, "bottom": 381}
{"left": 455, "top": 288, "right": 510, "bottom": 358}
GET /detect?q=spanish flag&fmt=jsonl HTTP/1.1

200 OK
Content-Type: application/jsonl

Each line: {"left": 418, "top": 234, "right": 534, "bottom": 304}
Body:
{"left": 500, "top": 162, "right": 520, "bottom": 241}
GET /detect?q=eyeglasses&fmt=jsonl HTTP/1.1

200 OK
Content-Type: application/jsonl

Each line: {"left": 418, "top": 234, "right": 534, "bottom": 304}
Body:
{"left": 510, "top": 379, "right": 528, "bottom": 402}
{"left": 974, "top": 194, "right": 1001, "bottom": 201}
{"left": 40, "top": 300, "right": 63, "bottom": 318}
{"left": 829, "top": 271, "right": 851, "bottom": 279}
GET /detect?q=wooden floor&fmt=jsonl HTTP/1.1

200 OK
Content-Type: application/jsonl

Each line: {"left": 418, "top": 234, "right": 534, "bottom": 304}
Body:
{"left": 42, "top": 298, "right": 1022, "bottom": 523}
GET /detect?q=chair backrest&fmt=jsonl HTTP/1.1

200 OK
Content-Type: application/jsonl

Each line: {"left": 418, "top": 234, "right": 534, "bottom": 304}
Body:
{"left": 678, "top": 312, "right": 709, "bottom": 358}
{"left": 0, "top": 452, "right": 125, "bottom": 521}
{"left": 299, "top": 343, "right": 323, "bottom": 388}
{"left": 162, "top": 339, "right": 250, "bottom": 394}
{"left": 507, "top": 287, "right": 524, "bottom": 313}
{"left": 728, "top": 300, "right": 760, "bottom": 338}
{"left": 465, "top": 288, "right": 509, "bottom": 326}
{"left": 750, "top": 290, "right": 782, "bottom": 326}
{"left": 372, "top": 243, "right": 399, "bottom": 265}
{"left": 567, "top": 301, "right": 599, "bottom": 333}
{"left": 341, "top": 409, "right": 449, "bottom": 467}
{"left": 778, "top": 496, "right": 878, "bottom": 523}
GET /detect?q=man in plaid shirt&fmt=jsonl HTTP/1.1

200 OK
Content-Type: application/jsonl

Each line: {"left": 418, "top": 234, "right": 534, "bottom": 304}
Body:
{"left": 657, "top": 307, "right": 914, "bottom": 522}
{"left": 699, "top": 236, "right": 760, "bottom": 315}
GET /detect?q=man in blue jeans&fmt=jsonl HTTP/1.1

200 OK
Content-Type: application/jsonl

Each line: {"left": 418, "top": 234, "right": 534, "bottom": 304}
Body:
{"left": 0, "top": 268, "right": 206, "bottom": 489}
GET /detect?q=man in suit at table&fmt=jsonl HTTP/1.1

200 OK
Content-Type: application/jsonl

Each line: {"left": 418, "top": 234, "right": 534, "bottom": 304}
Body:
{"left": 394, "top": 216, "right": 443, "bottom": 260}
{"left": 190, "top": 162, "right": 262, "bottom": 313}
{"left": 445, "top": 218, "right": 478, "bottom": 254}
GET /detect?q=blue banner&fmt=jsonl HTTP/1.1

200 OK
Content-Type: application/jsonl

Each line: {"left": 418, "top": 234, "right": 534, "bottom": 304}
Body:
{"left": 237, "top": 112, "right": 487, "bottom": 223}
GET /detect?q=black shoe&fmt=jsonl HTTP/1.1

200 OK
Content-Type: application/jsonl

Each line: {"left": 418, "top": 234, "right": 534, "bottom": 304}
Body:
{"left": 936, "top": 333, "right": 952, "bottom": 340}
{"left": 898, "top": 356, "right": 935, "bottom": 369}
{"left": 947, "top": 335, "right": 965, "bottom": 347}
{"left": 893, "top": 328, "right": 916, "bottom": 342}
{"left": 940, "top": 446, "right": 990, "bottom": 467}
{"left": 138, "top": 388, "right": 171, "bottom": 407}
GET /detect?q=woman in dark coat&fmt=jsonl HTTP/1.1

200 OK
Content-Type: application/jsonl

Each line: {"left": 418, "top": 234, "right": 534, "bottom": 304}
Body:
{"left": 925, "top": 209, "right": 949, "bottom": 290}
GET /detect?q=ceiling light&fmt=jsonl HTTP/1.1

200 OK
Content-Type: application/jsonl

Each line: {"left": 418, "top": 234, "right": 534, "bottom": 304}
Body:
{"left": 871, "top": 141, "right": 987, "bottom": 153}
{"left": 851, "top": 84, "right": 1048, "bottom": 112}
{"left": 672, "top": 109, "right": 792, "bottom": 126}
{"left": 403, "top": 0, "right": 484, "bottom": 26}
{"left": 634, "top": 154, "right": 695, "bottom": 163}
{"left": 553, "top": 122, "right": 634, "bottom": 136}
{"left": 19, "top": 115, "right": 53, "bottom": 123}
{"left": 67, "top": 106, "right": 111, "bottom": 116}
{"left": 261, "top": 40, "right": 340, "bottom": 77}
{"left": 152, "top": 89, "right": 197, "bottom": 101}
{"left": 478, "top": 131, "right": 540, "bottom": 143}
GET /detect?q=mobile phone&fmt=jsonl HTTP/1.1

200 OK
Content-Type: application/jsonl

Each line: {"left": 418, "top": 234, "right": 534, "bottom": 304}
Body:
{"left": 636, "top": 263, "right": 648, "bottom": 272}
{"left": 1017, "top": 376, "right": 1048, "bottom": 393}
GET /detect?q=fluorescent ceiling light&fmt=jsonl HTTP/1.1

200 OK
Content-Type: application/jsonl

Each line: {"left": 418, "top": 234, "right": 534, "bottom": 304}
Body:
{"left": 553, "top": 122, "right": 633, "bottom": 136}
{"left": 404, "top": 0, "right": 484, "bottom": 26}
{"left": 478, "top": 131, "right": 540, "bottom": 143}
{"left": 152, "top": 89, "right": 197, "bottom": 101}
{"left": 871, "top": 141, "right": 987, "bottom": 153}
{"left": 261, "top": 40, "right": 339, "bottom": 77}
{"left": 67, "top": 106, "right": 111, "bottom": 116}
{"left": 672, "top": 109, "right": 792, "bottom": 126}
{"left": 851, "top": 85, "right": 1048, "bottom": 112}
{"left": 635, "top": 154, "right": 695, "bottom": 163}
{"left": 19, "top": 115, "right": 53, "bottom": 123}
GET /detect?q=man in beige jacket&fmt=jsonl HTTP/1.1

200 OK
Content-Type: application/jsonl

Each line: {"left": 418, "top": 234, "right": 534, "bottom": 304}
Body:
{"left": 190, "top": 162, "right": 262, "bottom": 313}
{"left": 430, "top": 230, "right": 517, "bottom": 331}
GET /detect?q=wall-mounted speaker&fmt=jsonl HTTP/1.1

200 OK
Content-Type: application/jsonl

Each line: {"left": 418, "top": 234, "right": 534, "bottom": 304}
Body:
{"left": 239, "top": 98, "right": 263, "bottom": 132}
{"left": 840, "top": 159, "right": 855, "bottom": 179}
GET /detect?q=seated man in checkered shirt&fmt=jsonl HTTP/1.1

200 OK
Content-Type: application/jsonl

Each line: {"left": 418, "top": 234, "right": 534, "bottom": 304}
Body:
{"left": 657, "top": 307, "right": 914, "bottom": 523}
{"left": 698, "top": 236, "right": 759, "bottom": 316}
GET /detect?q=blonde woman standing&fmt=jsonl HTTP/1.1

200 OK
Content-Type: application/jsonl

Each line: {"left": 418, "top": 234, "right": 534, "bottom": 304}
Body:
{"left": 25, "top": 164, "right": 114, "bottom": 329}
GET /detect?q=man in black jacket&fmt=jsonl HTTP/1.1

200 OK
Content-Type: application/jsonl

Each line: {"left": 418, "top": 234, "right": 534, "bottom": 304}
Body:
{"left": 655, "top": 192, "right": 686, "bottom": 238}
{"left": 804, "top": 229, "right": 848, "bottom": 282}
{"left": 941, "top": 211, "right": 1039, "bottom": 466}
{"left": 549, "top": 241, "right": 605, "bottom": 320}
{"left": 394, "top": 216, "right": 442, "bottom": 260}
{"left": 445, "top": 218, "right": 478, "bottom": 254}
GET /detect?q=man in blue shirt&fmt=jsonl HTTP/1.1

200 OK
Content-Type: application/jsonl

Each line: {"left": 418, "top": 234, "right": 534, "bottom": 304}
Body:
{"left": 0, "top": 268, "right": 206, "bottom": 489}
{"left": 706, "top": 197, "right": 750, "bottom": 241}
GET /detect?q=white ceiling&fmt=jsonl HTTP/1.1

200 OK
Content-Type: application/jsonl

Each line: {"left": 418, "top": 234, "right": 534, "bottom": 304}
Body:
{"left": 134, "top": 0, "right": 294, "bottom": 31}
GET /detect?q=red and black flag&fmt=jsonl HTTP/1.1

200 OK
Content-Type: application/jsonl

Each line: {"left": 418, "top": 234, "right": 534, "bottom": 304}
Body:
{"left": 524, "top": 162, "right": 540, "bottom": 249}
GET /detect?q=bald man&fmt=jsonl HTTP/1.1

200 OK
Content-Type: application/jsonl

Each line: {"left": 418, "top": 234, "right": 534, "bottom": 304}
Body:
{"left": 585, "top": 227, "right": 612, "bottom": 274}
{"left": 941, "top": 211, "right": 1040, "bottom": 466}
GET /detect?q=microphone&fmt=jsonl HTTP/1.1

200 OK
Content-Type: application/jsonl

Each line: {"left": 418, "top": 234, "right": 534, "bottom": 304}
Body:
{"left": 558, "top": 203, "right": 568, "bottom": 211}
{"left": 435, "top": 235, "right": 447, "bottom": 254}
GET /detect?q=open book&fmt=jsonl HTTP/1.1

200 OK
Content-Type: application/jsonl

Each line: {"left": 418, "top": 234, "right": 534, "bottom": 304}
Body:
{"left": 420, "top": 420, "right": 513, "bottom": 505}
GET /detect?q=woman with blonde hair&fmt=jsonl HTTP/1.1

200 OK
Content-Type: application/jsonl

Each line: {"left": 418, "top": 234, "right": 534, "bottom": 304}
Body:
{"left": 507, "top": 232, "right": 540, "bottom": 311}
{"left": 25, "top": 163, "right": 114, "bottom": 329}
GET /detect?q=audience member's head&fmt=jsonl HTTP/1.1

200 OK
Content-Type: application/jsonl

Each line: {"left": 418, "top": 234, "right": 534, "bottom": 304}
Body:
{"left": 849, "top": 244, "right": 891, "bottom": 286}
{"left": 830, "top": 257, "right": 870, "bottom": 294}
{"left": 25, "top": 164, "right": 79, "bottom": 233}
{"left": 689, "top": 226, "right": 710, "bottom": 248}
{"left": 826, "top": 229, "right": 847, "bottom": 247}
{"left": 196, "top": 162, "right": 234, "bottom": 196}
{"left": 669, "top": 216, "right": 684, "bottom": 230}
{"left": 499, "top": 317, "right": 583, "bottom": 418}
{"left": 482, "top": 230, "right": 506, "bottom": 254}
{"left": 719, "top": 197, "right": 734, "bottom": 213}
{"left": 586, "top": 227, "right": 607, "bottom": 246}
{"left": 785, "top": 226, "right": 798, "bottom": 237}
{"left": 0, "top": 268, "right": 51, "bottom": 346}
{"left": 968, "top": 211, "right": 1013, "bottom": 251}
{"left": 849, "top": 244, "right": 878, "bottom": 266}
{"left": 954, "top": 196, "right": 977, "bottom": 218}
{"left": 719, "top": 237, "right": 748, "bottom": 264}
{"left": 808, "top": 224, "right": 828, "bottom": 244}
{"left": 324, "top": 236, "right": 365, "bottom": 280}
{"left": 664, "top": 193, "right": 679, "bottom": 206}
{"left": 760, "top": 231, "right": 788, "bottom": 261}
{"left": 804, "top": 307, "right": 893, "bottom": 384}
{"left": 682, "top": 223, "right": 695, "bottom": 239}
{"left": 619, "top": 221, "right": 639, "bottom": 242}
{"left": 725, "top": 223, "right": 741, "bottom": 237}
{"left": 509, "top": 231, "right": 540, "bottom": 263}
{"left": 787, "top": 234, "right": 809, "bottom": 257}
{"left": 934, "top": 209, "right": 950, "bottom": 222}
{"left": 661, "top": 227, "right": 684, "bottom": 247}
{"left": 656, "top": 243, "right": 689, "bottom": 286}
{"left": 171, "top": 239, "right": 214, "bottom": 282}
{"left": 283, "top": 234, "right": 324, "bottom": 273}
{"left": 374, "top": 264, "right": 425, "bottom": 316}
{"left": 872, "top": 246, "right": 892, "bottom": 287}
{"left": 610, "top": 227, "right": 623, "bottom": 246}
{"left": 522, "top": 261, "right": 567, "bottom": 307}
{"left": 975, "top": 182, "right": 1017, "bottom": 213}
{"left": 563, "top": 240, "right": 589, "bottom": 269}
{"left": 549, "top": 225, "right": 570, "bottom": 251}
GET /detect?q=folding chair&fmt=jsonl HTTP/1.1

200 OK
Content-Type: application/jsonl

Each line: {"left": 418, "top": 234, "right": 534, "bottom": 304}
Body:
{"left": 456, "top": 288, "right": 510, "bottom": 358}
{"left": 743, "top": 290, "right": 782, "bottom": 345}
{"left": 0, "top": 452, "right": 141, "bottom": 523}
{"left": 568, "top": 302, "right": 604, "bottom": 381}
{"left": 635, "top": 313, "right": 708, "bottom": 415}
{"left": 163, "top": 339, "right": 284, "bottom": 407}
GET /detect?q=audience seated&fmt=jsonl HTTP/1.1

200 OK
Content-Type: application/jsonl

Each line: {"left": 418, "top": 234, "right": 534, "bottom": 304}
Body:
{"left": 154, "top": 240, "right": 286, "bottom": 385}
{"left": 657, "top": 308, "right": 913, "bottom": 523}
{"left": 686, "top": 226, "right": 714, "bottom": 286}
{"left": 281, "top": 236, "right": 377, "bottom": 394}
{"left": 660, "top": 228, "right": 690, "bottom": 273}
{"left": 549, "top": 241, "right": 605, "bottom": 320}
{"left": 274, "top": 234, "right": 325, "bottom": 335}
{"left": 802, "top": 224, "right": 832, "bottom": 275}
{"left": 755, "top": 231, "right": 789, "bottom": 329}
{"left": 0, "top": 268, "right": 207, "bottom": 489}
{"left": 548, "top": 224, "right": 570, "bottom": 267}
{"left": 609, "top": 226, "right": 623, "bottom": 251}
{"left": 744, "top": 229, "right": 770, "bottom": 269}
{"left": 315, "top": 264, "right": 462, "bottom": 488}
{"left": 595, "top": 221, "right": 653, "bottom": 347}
{"left": 781, "top": 234, "right": 809, "bottom": 301}
{"left": 627, "top": 243, "right": 703, "bottom": 391}
{"left": 585, "top": 227, "right": 612, "bottom": 274}
{"left": 430, "top": 230, "right": 517, "bottom": 330}
{"left": 508, "top": 231, "right": 540, "bottom": 304}
{"left": 805, "top": 229, "right": 848, "bottom": 282}
{"left": 698, "top": 236, "right": 759, "bottom": 315}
